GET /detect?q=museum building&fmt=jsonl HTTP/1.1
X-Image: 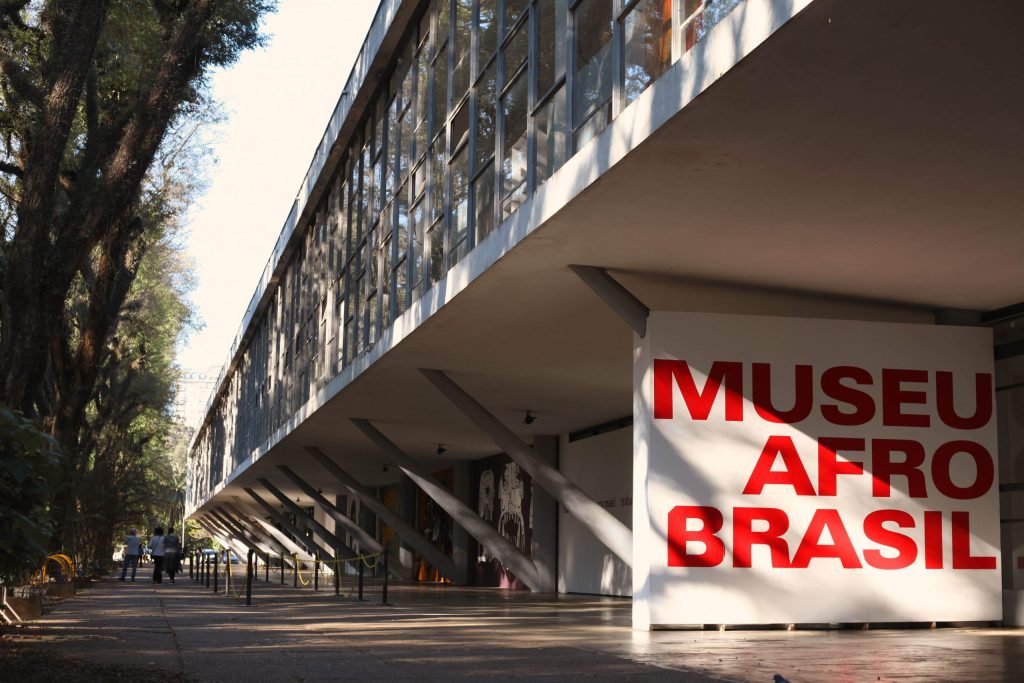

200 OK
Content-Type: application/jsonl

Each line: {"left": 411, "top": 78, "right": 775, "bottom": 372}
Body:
{"left": 185, "top": 0, "right": 1024, "bottom": 629}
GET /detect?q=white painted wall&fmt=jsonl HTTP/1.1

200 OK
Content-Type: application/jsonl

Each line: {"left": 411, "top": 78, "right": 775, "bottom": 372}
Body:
{"left": 558, "top": 427, "right": 633, "bottom": 596}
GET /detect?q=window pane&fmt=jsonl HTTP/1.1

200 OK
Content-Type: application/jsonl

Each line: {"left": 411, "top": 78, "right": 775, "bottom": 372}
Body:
{"left": 474, "top": 162, "right": 495, "bottom": 243}
{"left": 400, "top": 105, "right": 413, "bottom": 181}
{"left": 416, "top": 45, "right": 430, "bottom": 126}
{"left": 432, "top": 44, "right": 448, "bottom": 135}
{"left": 411, "top": 200, "right": 426, "bottom": 290}
{"left": 381, "top": 235, "right": 392, "bottom": 324}
{"left": 453, "top": 0, "right": 472, "bottom": 102}
{"left": 450, "top": 145, "right": 469, "bottom": 264}
{"left": 623, "top": 0, "right": 672, "bottom": 106}
{"left": 430, "top": 140, "right": 445, "bottom": 222}
{"left": 536, "top": 0, "right": 567, "bottom": 97}
{"left": 478, "top": 0, "right": 497, "bottom": 66}
{"left": 535, "top": 85, "right": 567, "bottom": 185}
{"left": 574, "top": 0, "right": 613, "bottom": 126}
{"left": 451, "top": 101, "right": 470, "bottom": 154}
{"left": 435, "top": 0, "right": 450, "bottom": 47}
{"left": 395, "top": 257, "right": 408, "bottom": 315}
{"left": 428, "top": 221, "right": 445, "bottom": 284}
{"left": 503, "top": 0, "right": 527, "bottom": 34}
{"left": 475, "top": 62, "right": 497, "bottom": 171}
{"left": 503, "top": 22, "right": 528, "bottom": 79}
{"left": 397, "top": 185, "right": 410, "bottom": 257}
{"left": 501, "top": 72, "right": 527, "bottom": 219}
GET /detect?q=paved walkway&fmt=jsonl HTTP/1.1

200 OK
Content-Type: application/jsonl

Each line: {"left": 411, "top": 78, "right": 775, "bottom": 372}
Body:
{"left": 4, "top": 571, "right": 1023, "bottom": 682}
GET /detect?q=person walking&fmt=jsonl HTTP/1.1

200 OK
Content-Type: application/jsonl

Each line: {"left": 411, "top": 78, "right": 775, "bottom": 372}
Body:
{"left": 119, "top": 528, "right": 142, "bottom": 582}
{"left": 164, "top": 526, "right": 180, "bottom": 583}
{"left": 148, "top": 526, "right": 166, "bottom": 583}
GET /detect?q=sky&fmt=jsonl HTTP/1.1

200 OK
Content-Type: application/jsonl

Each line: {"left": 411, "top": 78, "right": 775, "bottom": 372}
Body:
{"left": 177, "top": 0, "right": 381, "bottom": 372}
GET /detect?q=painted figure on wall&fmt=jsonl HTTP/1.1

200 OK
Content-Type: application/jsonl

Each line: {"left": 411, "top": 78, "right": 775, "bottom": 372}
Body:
{"left": 498, "top": 462, "right": 526, "bottom": 551}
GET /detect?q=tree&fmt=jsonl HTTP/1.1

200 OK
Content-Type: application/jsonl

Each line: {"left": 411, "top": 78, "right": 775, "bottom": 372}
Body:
{"left": 0, "top": 0, "right": 272, "bottom": 416}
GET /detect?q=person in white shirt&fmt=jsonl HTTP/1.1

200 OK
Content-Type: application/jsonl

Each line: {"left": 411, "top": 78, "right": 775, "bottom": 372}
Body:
{"left": 119, "top": 528, "right": 142, "bottom": 582}
{"left": 148, "top": 526, "right": 166, "bottom": 583}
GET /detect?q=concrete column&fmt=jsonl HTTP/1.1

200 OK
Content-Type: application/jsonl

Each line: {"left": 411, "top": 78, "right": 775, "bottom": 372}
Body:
{"left": 243, "top": 487, "right": 336, "bottom": 562}
{"left": 419, "top": 369, "right": 633, "bottom": 567}
{"left": 452, "top": 461, "right": 472, "bottom": 585}
{"left": 256, "top": 479, "right": 357, "bottom": 564}
{"left": 220, "top": 504, "right": 297, "bottom": 561}
{"left": 304, "top": 446, "right": 458, "bottom": 582}
{"left": 401, "top": 478, "right": 417, "bottom": 577}
{"left": 530, "top": 435, "right": 559, "bottom": 593}
{"left": 207, "top": 509, "right": 269, "bottom": 560}
{"left": 277, "top": 465, "right": 409, "bottom": 579}
{"left": 349, "top": 419, "right": 548, "bottom": 591}
{"left": 252, "top": 518, "right": 314, "bottom": 567}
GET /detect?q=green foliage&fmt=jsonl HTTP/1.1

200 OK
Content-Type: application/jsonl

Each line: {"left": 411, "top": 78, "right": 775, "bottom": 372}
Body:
{"left": 0, "top": 406, "right": 60, "bottom": 584}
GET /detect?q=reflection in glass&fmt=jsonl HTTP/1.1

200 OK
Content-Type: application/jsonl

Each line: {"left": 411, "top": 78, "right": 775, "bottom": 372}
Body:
{"left": 432, "top": 44, "right": 448, "bottom": 135}
{"left": 475, "top": 62, "right": 497, "bottom": 171}
{"left": 573, "top": 0, "right": 613, "bottom": 135}
{"left": 450, "top": 145, "right": 469, "bottom": 266}
{"left": 501, "top": 73, "right": 528, "bottom": 219}
{"left": 453, "top": 0, "right": 472, "bottom": 101}
{"left": 503, "top": 22, "right": 528, "bottom": 78}
{"left": 503, "top": 0, "right": 527, "bottom": 34}
{"left": 535, "top": 85, "right": 567, "bottom": 186}
{"left": 536, "top": 0, "right": 567, "bottom": 97}
{"left": 623, "top": 0, "right": 672, "bottom": 106}
{"left": 474, "top": 162, "right": 495, "bottom": 243}
{"left": 478, "top": 0, "right": 497, "bottom": 66}
{"left": 428, "top": 221, "right": 445, "bottom": 284}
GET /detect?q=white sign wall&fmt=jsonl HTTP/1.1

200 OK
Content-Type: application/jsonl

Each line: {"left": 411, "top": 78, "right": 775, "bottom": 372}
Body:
{"left": 633, "top": 312, "right": 1001, "bottom": 628}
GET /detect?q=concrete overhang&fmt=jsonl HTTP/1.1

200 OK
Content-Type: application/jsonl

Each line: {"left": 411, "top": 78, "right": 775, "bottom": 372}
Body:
{"left": 192, "top": 0, "right": 1024, "bottom": 516}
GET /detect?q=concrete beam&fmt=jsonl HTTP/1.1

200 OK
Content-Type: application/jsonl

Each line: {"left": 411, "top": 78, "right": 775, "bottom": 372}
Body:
{"left": 419, "top": 368, "right": 633, "bottom": 567}
{"left": 207, "top": 509, "right": 270, "bottom": 560}
{"left": 568, "top": 265, "right": 649, "bottom": 337}
{"left": 277, "top": 465, "right": 408, "bottom": 580}
{"left": 303, "top": 446, "right": 458, "bottom": 582}
{"left": 350, "top": 419, "right": 548, "bottom": 591}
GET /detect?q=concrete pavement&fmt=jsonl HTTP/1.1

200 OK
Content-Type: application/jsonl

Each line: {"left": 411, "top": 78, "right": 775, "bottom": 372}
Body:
{"left": 3, "top": 569, "right": 1022, "bottom": 682}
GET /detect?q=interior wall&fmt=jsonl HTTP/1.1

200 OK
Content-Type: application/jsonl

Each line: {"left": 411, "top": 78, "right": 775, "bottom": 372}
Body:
{"left": 558, "top": 426, "right": 633, "bottom": 596}
{"left": 997, "top": 353, "right": 1024, "bottom": 625}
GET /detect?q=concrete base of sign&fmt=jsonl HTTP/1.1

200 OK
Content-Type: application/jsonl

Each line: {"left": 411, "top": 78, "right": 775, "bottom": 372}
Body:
{"left": 1004, "top": 590, "right": 1024, "bottom": 626}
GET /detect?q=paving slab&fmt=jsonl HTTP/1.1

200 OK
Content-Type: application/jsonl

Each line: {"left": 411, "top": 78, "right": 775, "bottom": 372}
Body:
{"left": 2, "top": 571, "right": 1022, "bottom": 682}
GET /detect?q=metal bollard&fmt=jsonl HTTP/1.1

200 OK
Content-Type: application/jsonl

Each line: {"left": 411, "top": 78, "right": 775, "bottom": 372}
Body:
{"left": 382, "top": 553, "right": 388, "bottom": 605}
{"left": 280, "top": 553, "right": 284, "bottom": 585}
{"left": 293, "top": 555, "right": 297, "bottom": 588}
{"left": 334, "top": 549, "right": 340, "bottom": 597}
{"left": 314, "top": 551, "right": 319, "bottom": 591}
{"left": 205, "top": 555, "right": 211, "bottom": 588}
{"left": 358, "top": 558, "right": 364, "bottom": 601}
{"left": 246, "top": 549, "right": 253, "bottom": 606}
{"left": 213, "top": 555, "right": 219, "bottom": 593}
{"left": 265, "top": 554, "right": 269, "bottom": 583}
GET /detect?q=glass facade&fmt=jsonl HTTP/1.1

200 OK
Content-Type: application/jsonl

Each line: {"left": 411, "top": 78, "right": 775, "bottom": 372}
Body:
{"left": 188, "top": 0, "right": 747, "bottom": 506}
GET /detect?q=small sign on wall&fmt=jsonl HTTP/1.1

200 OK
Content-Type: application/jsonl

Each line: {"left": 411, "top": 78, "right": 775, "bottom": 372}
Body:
{"left": 632, "top": 312, "right": 1000, "bottom": 628}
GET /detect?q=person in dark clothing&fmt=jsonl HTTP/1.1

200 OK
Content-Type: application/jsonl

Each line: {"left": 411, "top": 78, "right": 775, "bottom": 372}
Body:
{"left": 148, "top": 526, "right": 166, "bottom": 583}
{"left": 164, "top": 526, "right": 180, "bottom": 583}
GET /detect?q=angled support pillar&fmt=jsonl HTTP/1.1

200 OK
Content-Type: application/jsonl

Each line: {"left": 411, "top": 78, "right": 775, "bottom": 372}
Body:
{"left": 568, "top": 265, "right": 649, "bottom": 337}
{"left": 304, "top": 446, "right": 458, "bottom": 582}
{"left": 221, "top": 503, "right": 297, "bottom": 563}
{"left": 277, "top": 465, "right": 409, "bottom": 580}
{"left": 252, "top": 518, "right": 312, "bottom": 567}
{"left": 244, "top": 487, "right": 336, "bottom": 563}
{"left": 214, "top": 506, "right": 280, "bottom": 556}
{"left": 207, "top": 509, "right": 270, "bottom": 561}
{"left": 350, "top": 419, "right": 548, "bottom": 591}
{"left": 257, "top": 479, "right": 358, "bottom": 566}
{"left": 419, "top": 369, "right": 633, "bottom": 567}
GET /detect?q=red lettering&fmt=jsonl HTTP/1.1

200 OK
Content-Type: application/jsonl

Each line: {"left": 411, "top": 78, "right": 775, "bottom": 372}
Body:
{"left": 667, "top": 506, "right": 725, "bottom": 567}
{"left": 743, "top": 435, "right": 816, "bottom": 496}
{"left": 936, "top": 371, "right": 993, "bottom": 430}
{"left": 863, "top": 510, "right": 917, "bottom": 569}
{"left": 821, "top": 366, "right": 875, "bottom": 426}
{"left": 882, "top": 369, "right": 930, "bottom": 427}
{"left": 791, "top": 509, "right": 862, "bottom": 568}
{"left": 653, "top": 360, "right": 743, "bottom": 421}
{"left": 733, "top": 507, "right": 790, "bottom": 568}
{"left": 752, "top": 363, "right": 813, "bottom": 423}
{"left": 924, "top": 510, "right": 943, "bottom": 569}
{"left": 932, "top": 440, "right": 994, "bottom": 500}
{"left": 871, "top": 439, "right": 927, "bottom": 498}
{"left": 817, "top": 437, "right": 865, "bottom": 496}
{"left": 951, "top": 511, "right": 996, "bottom": 569}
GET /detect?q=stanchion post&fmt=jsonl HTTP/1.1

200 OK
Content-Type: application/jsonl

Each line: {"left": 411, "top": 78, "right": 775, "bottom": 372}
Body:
{"left": 213, "top": 554, "right": 219, "bottom": 593}
{"left": 280, "top": 553, "right": 284, "bottom": 585}
{"left": 334, "top": 548, "right": 340, "bottom": 597}
{"left": 265, "top": 553, "right": 269, "bottom": 583}
{"left": 252, "top": 553, "right": 257, "bottom": 581}
{"left": 382, "top": 553, "right": 388, "bottom": 605}
{"left": 293, "top": 555, "right": 297, "bottom": 588}
{"left": 205, "top": 554, "right": 211, "bottom": 588}
{"left": 314, "top": 551, "right": 319, "bottom": 591}
{"left": 246, "top": 549, "right": 253, "bottom": 606}
{"left": 358, "top": 558, "right": 364, "bottom": 601}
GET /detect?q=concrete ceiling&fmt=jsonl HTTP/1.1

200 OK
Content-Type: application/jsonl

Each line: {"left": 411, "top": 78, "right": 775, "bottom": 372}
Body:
{"left": 200, "top": 0, "right": 1024, "bottom": 517}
